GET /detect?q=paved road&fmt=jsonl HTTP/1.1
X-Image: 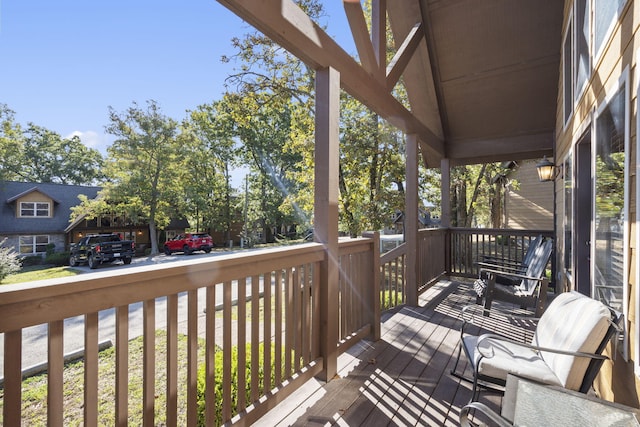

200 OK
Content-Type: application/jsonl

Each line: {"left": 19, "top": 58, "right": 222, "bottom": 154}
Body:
{"left": 0, "top": 250, "right": 265, "bottom": 379}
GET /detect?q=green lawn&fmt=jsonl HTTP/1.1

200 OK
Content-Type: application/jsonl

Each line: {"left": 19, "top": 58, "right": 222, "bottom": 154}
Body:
{"left": 2, "top": 265, "right": 82, "bottom": 285}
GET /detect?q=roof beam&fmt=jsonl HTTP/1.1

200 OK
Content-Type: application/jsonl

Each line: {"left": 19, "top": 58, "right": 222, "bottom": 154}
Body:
{"left": 447, "top": 132, "right": 554, "bottom": 166}
{"left": 386, "top": 22, "right": 424, "bottom": 91}
{"left": 371, "top": 0, "right": 387, "bottom": 70}
{"left": 216, "top": 0, "right": 444, "bottom": 159}
{"left": 343, "top": 1, "right": 380, "bottom": 80}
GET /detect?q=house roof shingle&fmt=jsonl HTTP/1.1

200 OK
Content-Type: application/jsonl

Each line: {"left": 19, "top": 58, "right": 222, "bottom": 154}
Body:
{"left": 0, "top": 181, "right": 101, "bottom": 235}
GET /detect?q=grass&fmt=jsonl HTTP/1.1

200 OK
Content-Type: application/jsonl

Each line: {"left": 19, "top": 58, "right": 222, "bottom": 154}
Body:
{"left": 0, "top": 330, "right": 206, "bottom": 426}
{"left": 2, "top": 265, "right": 82, "bottom": 285}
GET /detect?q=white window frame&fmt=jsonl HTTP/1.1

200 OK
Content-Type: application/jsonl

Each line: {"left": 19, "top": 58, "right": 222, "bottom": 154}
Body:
{"left": 574, "top": 0, "right": 591, "bottom": 102}
{"left": 19, "top": 235, "right": 50, "bottom": 255}
{"left": 592, "top": 66, "right": 629, "bottom": 361}
{"left": 635, "top": 49, "right": 640, "bottom": 376}
{"left": 562, "top": 9, "right": 574, "bottom": 128}
{"left": 19, "top": 201, "right": 51, "bottom": 218}
{"left": 593, "top": 0, "right": 628, "bottom": 64}
{"left": 562, "top": 149, "right": 574, "bottom": 286}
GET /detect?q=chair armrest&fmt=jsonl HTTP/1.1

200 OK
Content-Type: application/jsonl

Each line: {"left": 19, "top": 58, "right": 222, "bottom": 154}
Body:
{"left": 477, "top": 261, "right": 527, "bottom": 273}
{"left": 459, "top": 402, "right": 512, "bottom": 427}
{"left": 476, "top": 333, "right": 609, "bottom": 361}
{"left": 481, "top": 256, "right": 526, "bottom": 267}
{"left": 479, "top": 267, "right": 545, "bottom": 282}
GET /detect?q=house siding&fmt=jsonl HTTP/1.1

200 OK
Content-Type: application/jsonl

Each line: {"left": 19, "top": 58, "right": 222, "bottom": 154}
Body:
{"left": 556, "top": 0, "right": 640, "bottom": 406}
{"left": 505, "top": 160, "right": 554, "bottom": 230}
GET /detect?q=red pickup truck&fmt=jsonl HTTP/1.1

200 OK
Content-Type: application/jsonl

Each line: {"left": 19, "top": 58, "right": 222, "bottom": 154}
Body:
{"left": 163, "top": 233, "right": 213, "bottom": 255}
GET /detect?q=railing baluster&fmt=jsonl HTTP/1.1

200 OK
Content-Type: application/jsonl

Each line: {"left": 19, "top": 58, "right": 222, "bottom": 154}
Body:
{"left": 264, "top": 270, "right": 273, "bottom": 391}
{"left": 311, "top": 262, "right": 320, "bottom": 359}
{"left": 205, "top": 285, "right": 216, "bottom": 426}
{"left": 4, "top": 330, "right": 22, "bottom": 425}
{"left": 301, "top": 265, "right": 309, "bottom": 364}
{"left": 84, "top": 313, "right": 99, "bottom": 427}
{"left": 237, "top": 277, "right": 247, "bottom": 412}
{"left": 166, "top": 294, "right": 178, "bottom": 427}
{"left": 251, "top": 274, "right": 260, "bottom": 401}
{"left": 293, "top": 268, "right": 301, "bottom": 372}
{"left": 115, "top": 305, "right": 129, "bottom": 426}
{"left": 48, "top": 320, "right": 64, "bottom": 427}
{"left": 274, "top": 269, "right": 283, "bottom": 384}
{"left": 143, "top": 299, "right": 155, "bottom": 426}
{"left": 285, "top": 268, "right": 293, "bottom": 378}
{"left": 187, "top": 289, "right": 198, "bottom": 427}
{"left": 222, "top": 281, "right": 232, "bottom": 421}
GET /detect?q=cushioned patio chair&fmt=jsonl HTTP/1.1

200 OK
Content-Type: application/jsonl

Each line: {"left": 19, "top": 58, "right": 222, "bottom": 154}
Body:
{"left": 451, "top": 291, "right": 623, "bottom": 403}
{"left": 476, "top": 238, "right": 552, "bottom": 317}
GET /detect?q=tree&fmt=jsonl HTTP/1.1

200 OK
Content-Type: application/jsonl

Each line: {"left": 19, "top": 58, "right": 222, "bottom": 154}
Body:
{"left": 0, "top": 104, "right": 104, "bottom": 185}
{"left": 0, "top": 104, "right": 24, "bottom": 182}
{"left": 183, "top": 101, "right": 239, "bottom": 242}
{"left": 104, "top": 100, "right": 183, "bottom": 254}
{"left": 20, "top": 124, "right": 105, "bottom": 184}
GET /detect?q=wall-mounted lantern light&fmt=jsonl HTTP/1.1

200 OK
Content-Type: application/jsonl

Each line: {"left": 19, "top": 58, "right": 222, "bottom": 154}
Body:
{"left": 536, "top": 156, "right": 557, "bottom": 182}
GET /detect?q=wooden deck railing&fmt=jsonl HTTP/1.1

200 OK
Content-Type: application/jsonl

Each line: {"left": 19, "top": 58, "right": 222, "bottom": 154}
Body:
{"left": 0, "top": 244, "right": 333, "bottom": 426}
{"left": 337, "top": 236, "right": 379, "bottom": 350}
{"left": 0, "top": 228, "right": 552, "bottom": 425}
{"left": 448, "top": 228, "right": 554, "bottom": 279}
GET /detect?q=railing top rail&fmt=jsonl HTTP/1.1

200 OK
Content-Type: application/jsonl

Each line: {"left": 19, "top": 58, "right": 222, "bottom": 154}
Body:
{"left": 448, "top": 227, "right": 554, "bottom": 237}
{"left": 380, "top": 243, "right": 407, "bottom": 265}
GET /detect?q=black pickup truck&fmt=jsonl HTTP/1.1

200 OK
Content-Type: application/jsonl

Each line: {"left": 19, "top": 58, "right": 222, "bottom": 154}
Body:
{"left": 69, "top": 234, "right": 136, "bottom": 269}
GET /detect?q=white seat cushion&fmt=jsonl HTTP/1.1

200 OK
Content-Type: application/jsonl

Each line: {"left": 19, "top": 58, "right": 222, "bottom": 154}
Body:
{"left": 463, "top": 334, "right": 563, "bottom": 386}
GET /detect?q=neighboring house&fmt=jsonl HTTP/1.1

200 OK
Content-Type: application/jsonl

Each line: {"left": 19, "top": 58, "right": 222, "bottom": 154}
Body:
{"left": 389, "top": 208, "right": 441, "bottom": 235}
{"left": 0, "top": 181, "right": 100, "bottom": 256}
{"left": 504, "top": 160, "right": 554, "bottom": 230}
{"left": 0, "top": 181, "right": 189, "bottom": 256}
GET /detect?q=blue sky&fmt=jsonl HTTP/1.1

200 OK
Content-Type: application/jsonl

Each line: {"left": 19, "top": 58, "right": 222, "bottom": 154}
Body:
{"left": 0, "top": 1, "right": 354, "bottom": 155}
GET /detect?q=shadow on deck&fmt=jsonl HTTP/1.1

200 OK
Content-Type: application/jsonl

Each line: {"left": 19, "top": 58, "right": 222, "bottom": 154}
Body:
{"left": 260, "top": 279, "right": 541, "bottom": 426}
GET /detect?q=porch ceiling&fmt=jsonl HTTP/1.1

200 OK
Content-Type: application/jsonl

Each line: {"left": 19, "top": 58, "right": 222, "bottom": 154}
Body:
{"left": 389, "top": 0, "right": 563, "bottom": 166}
{"left": 216, "top": 0, "right": 563, "bottom": 168}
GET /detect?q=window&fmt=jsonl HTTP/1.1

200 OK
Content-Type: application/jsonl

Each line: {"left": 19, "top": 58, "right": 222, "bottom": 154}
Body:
{"left": 19, "top": 235, "right": 50, "bottom": 254}
{"left": 593, "top": 69, "right": 629, "bottom": 323}
{"left": 575, "top": 0, "right": 590, "bottom": 99}
{"left": 20, "top": 202, "right": 50, "bottom": 217}
{"left": 594, "top": 0, "right": 626, "bottom": 59}
{"left": 563, "top": 17, "right": 573, "bottom": 125}
{"left": 563, "top": 151, "right": 573, "bottom": 281}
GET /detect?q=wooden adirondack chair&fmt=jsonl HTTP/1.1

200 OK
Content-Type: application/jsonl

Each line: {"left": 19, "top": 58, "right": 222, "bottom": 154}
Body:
{"left": 478, "top": 238, "right": 553, "bottom": 317}
{"left": 479, "top": 235, "right": 544, "bottom": 286}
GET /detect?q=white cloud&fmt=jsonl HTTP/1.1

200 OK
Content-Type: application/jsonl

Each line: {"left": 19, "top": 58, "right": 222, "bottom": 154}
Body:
{"left": 66, "top": 130, "right": 110, "bottom": 154}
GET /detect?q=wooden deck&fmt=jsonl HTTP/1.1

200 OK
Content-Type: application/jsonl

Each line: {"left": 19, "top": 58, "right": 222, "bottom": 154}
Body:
{"left": 259, "top": 279, "right": 538, "bottom": 426}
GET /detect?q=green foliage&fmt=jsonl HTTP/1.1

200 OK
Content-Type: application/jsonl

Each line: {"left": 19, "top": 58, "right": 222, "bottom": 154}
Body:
{"left": 0, "top": 238, "right": 22, "bottom": 282}
{"left": 20, "top": 255, "right": 43, "bottom": 267}
{"left": 44, "top": 251, "right": 70, "bottom": 267}
{"left": 0, "top": 103, "right": 104, "bottom": 184}
{"left": 196, "top": 343, "right": 284, "bottom": 426}
{"left": 381, "top": 290, "right": 404, "bottom": 311}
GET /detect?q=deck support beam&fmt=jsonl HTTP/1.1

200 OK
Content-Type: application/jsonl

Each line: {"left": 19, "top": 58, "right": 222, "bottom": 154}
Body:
{"left": 315, "top": 66, "right": 340, "bottom": 382}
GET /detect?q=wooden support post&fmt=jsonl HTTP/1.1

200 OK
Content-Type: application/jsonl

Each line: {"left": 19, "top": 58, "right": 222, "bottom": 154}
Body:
{"left": 440, "top": 158, "right": 451, "bottom": 228}
{"left": 315, "top": 66, "right": 340, "bottom": 382}
{"left": 441, "top": 158, "right": 452, "bottom": 273}
{"left": 406, "top": 134, "right": 418, "bottom": 306}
